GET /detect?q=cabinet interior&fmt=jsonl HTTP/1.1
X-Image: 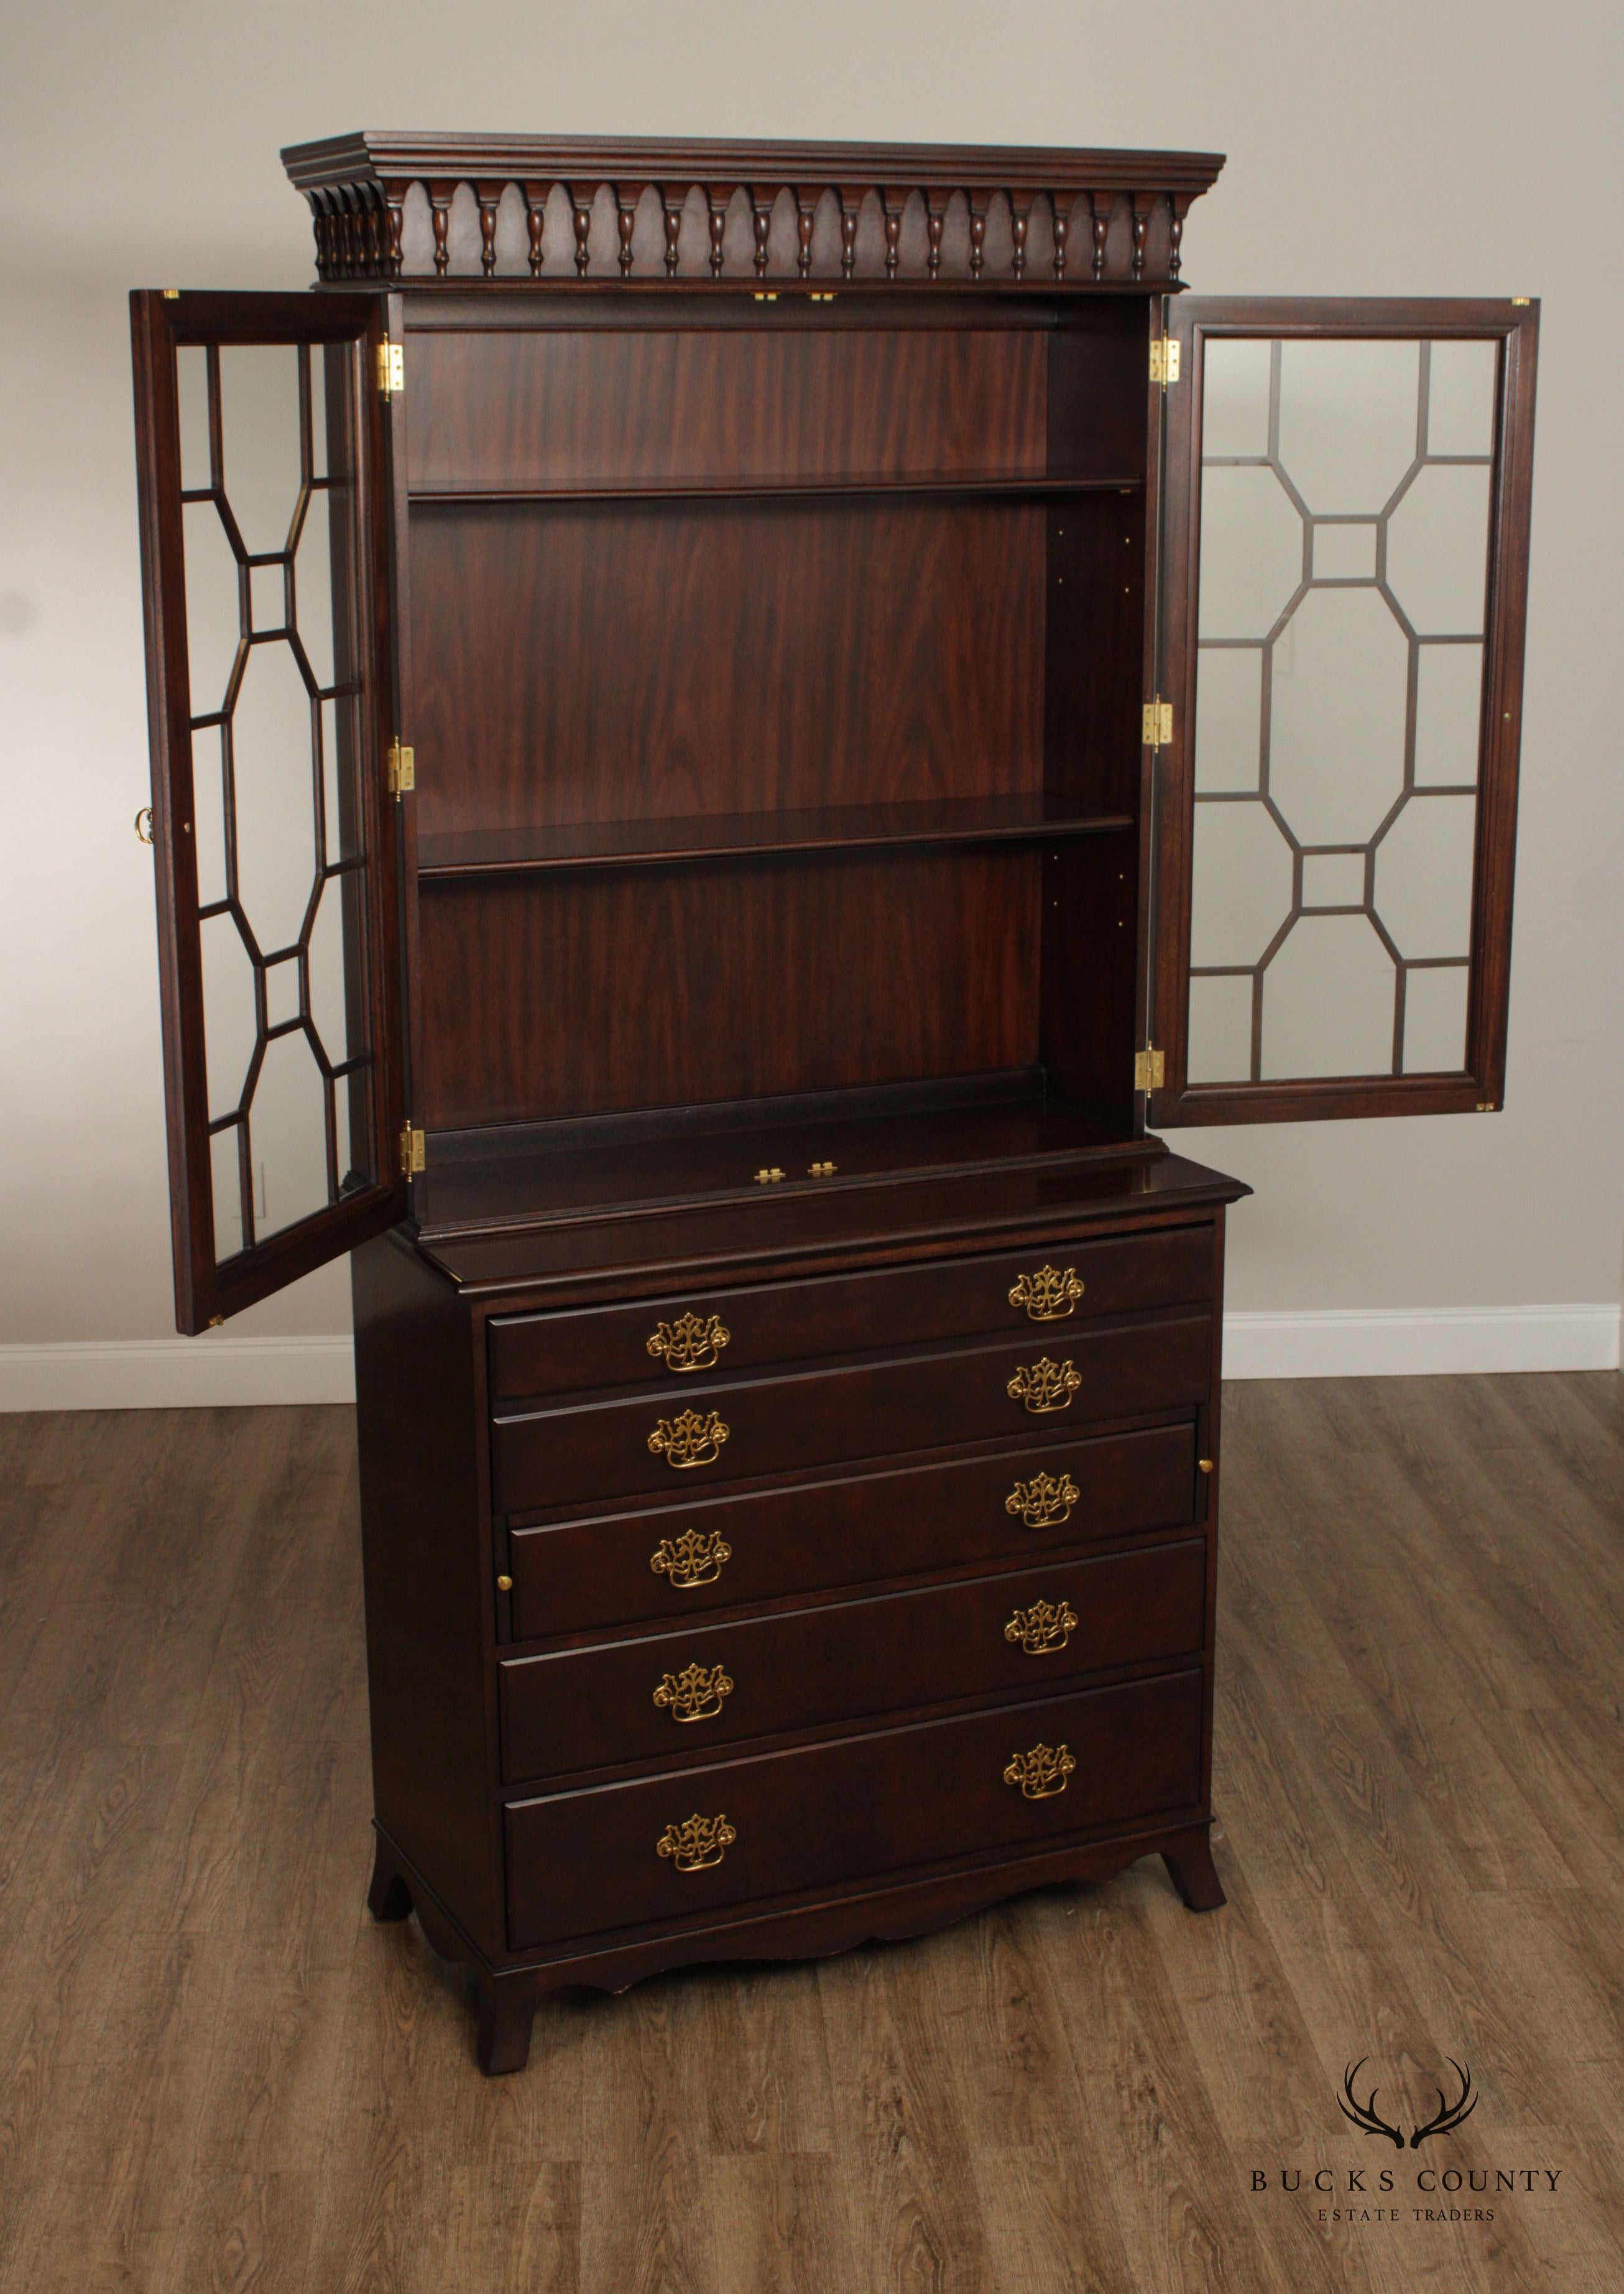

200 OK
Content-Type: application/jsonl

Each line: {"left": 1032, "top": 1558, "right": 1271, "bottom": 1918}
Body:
{"left": 405, "top": 295, "right": 1151, "bottom": 1221}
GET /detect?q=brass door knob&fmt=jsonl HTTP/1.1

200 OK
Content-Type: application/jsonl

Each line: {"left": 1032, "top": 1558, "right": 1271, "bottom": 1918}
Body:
{"left": 496, "top": 1574, "right": 513, "bottom": 1591}
{"left": 134, "top": 807, "right": 154, "bottom": 844}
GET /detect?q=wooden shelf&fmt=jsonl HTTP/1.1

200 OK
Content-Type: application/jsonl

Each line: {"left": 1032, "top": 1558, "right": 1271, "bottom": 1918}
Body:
{"left": 417, "top": 795, "right": 1135, "bottom": 879}
{"left": 408, "top": 472, "right": 1144, "bottom": 507}
{"left": 413, "top": 1073, "right": 1153, "bottom": 1241}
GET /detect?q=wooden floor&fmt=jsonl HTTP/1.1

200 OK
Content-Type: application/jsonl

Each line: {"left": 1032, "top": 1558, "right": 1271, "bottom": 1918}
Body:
{"left": 1, "top": 1377, "right": 1622, "bottom": 2292}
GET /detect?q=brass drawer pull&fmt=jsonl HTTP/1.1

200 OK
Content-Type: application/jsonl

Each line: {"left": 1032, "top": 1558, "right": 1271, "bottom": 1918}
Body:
{"left": 1003, "top": 1742, "right": 1076, "bottom": 1800}
{"left": 653, "top": 1661, "right": 734, "bottom": 1722}
{"left": 648, "top": 1408, "right": 730, "bottom": 1469}
{"left": 1008, "top": 1264, "right": 1084, "bottom": 1321}
{"left": 647, "top": 1311, "right": 731, "bottom": 1373}
{"left": 1007, "top": 1357, "right": 1081, "bottom": 1413}
{"left": 1005, "top": 1470, "right": 1080, "bottom": 1530}
{"left": 1004, "top": 1599, "right": 1078, "bottom": 1655}
{"left": 650, "top": 1528, "right": 732, "bottom": 1587}
{"left": 657, "top": 1813, "right": 736, "bottom": 1871}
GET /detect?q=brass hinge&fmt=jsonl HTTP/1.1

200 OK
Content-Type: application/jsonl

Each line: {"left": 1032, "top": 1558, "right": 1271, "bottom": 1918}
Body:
{"left": 399, "top": 1123, "right": 425, "bottom": 1177}
{"left": 387, "top": 741, "right": 415, "bottom": 797}
{"left": 1150, "top": 335, "right": 1181, "bottom": 386}
{"left": 1135, "top": 1043, "right": 1166, "bottom": 1094}
{"left": 1142, "top": 699, "right": 1174, "bottom": 749}
{"left": 377, "top": 339, "right": 405, "bottom": 396}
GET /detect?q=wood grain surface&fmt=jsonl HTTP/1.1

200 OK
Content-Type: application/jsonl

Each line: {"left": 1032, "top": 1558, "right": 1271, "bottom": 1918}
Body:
{"left": 2, "top": 1372, "right": 1621, "bottom": 2290}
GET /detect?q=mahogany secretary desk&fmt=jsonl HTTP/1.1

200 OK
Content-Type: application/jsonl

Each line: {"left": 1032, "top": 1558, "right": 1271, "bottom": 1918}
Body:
{"left": 130, "top": 134, "right": 1537, "bottom": 2073}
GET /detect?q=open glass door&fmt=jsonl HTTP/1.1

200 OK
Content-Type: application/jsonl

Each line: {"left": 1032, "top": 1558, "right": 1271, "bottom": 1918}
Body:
{"left": 1149, "top": 297, "right": 1538, "bottom": 1124}
{"left": 131, "top": 290, "right": 406, "bottom": 1331}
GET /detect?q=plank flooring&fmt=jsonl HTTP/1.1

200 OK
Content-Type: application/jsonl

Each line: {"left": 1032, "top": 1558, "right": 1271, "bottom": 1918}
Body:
{"left": 1, "top": 1376, "right": 1622, "bottom": 2291}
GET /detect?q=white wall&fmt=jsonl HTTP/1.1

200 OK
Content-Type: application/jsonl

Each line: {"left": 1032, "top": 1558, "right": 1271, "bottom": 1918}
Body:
{"left": 2, "top": 0, "right": 1620, "bottom": 1403}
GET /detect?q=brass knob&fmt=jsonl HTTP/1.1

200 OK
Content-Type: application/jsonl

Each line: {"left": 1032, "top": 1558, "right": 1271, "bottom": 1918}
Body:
{"left": 134, "top": 807, "right": 154, "bottom": 844}
{"left": 1198, "top": 1458, "right": 1214, "bottom": 1474}
{"left": 496, "top": 1574, "right": 513, "bottom": 1591}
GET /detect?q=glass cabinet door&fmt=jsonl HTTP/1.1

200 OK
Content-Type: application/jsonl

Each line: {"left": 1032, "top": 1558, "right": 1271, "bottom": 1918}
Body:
{"left": 131, "top": 290, "right": 406, "bottom": 1330}
{"left": 1149, "top": 297, "right": 1538, "bottom": 1125}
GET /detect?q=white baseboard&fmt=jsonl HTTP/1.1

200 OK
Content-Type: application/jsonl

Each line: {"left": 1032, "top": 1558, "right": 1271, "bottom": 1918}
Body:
{"left": 0, "top": 1307, "right": 1617, "bottom": 1410}
{"left": 0, "top": 1335, "right": 356, "bottom": 1411}
{"left": 1221, "top": 1303, "right": 1621, "bottom": 1380}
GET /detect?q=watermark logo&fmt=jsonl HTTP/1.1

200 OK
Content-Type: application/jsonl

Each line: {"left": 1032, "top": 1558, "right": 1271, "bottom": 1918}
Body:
{"left": 1337, "top": 2056, "right": 1477, "bottom": 2149}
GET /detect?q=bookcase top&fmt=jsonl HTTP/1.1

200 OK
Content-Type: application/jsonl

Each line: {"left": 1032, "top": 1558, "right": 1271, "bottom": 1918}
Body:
{"left": 280, "top": 132, "right": 1225, "bottom": 290}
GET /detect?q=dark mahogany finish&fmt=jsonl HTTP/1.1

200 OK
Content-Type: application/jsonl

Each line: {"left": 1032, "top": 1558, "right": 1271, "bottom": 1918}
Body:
{"left": 281, "top": 133, "right": 1224, "bottom": 289}
{"left": 498, "top": 1538, "right": 1209, "bottom": 1782}
{"left": 504, "top": 1669, "right": 1206, "bottom": 1949}
{"left": 130, "top": 132, "right": 1535, "bottom": 2073}
{"left": 502, "top": 1421, "right": 1204, "bottom": 1642}
{"left": 487, "top": 1224, "right": 1214, "bottom": 1400}
{"left": 491, "top": 1313, "right": 1214, "bottom": 1514}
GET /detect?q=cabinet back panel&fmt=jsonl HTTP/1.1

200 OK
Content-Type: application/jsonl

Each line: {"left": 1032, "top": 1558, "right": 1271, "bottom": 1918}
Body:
{"left": 407, "top": 326, "right": 1049, "bottom": 492}
{"left": 409, "top": 497, "right": 1046, "bottom": 835}
{"left": 416, "top": 848, "right": 1040, "bottom": 1127}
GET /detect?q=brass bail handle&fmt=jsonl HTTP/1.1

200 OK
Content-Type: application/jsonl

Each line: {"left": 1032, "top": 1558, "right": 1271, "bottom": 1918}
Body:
{"left": 134, "top": 807, "right": 154, "bottom": 845}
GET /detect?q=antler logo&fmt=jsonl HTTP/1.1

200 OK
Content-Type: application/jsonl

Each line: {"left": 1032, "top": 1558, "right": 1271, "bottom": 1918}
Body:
{"left": 1339, "top": 2058, "right": 1478, "bottom": 2149}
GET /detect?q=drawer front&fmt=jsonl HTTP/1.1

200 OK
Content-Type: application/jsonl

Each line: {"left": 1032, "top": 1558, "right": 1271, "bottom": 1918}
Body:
{"left": 488, "top": 1226, "right": 1214, "bottom": 1404}
{"left": 493, "top": 1311, "right": 1212, "bottom": 1515}
{"left": 507, "top": 1420, "right": 1201, "bottom": 1640}
{"left": 505, "top": 1668, "right": 1204, "bottom": 1949}
{"left": 499, "top": 1537, "right": 1207, "bottom": 1783}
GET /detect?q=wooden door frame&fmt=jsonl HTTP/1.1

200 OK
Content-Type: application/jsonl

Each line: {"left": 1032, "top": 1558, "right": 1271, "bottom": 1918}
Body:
{"left": 131, "top": 288, "right": 407, "bottom": 1330}
{"left": 1148, "top": 295, "right": 1538, "bottom": 1127}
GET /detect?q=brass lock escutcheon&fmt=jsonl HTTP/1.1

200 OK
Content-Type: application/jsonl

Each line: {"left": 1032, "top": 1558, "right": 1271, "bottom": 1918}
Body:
{"left": 648, "top": 1407, "right": 730, "bottom": 1469}
{"left": 1007, "top": 1357, "right": 1081, "bottom": 1414}
{"left": 1008, "top": 1264, "right": 1084, "bottom": 1321}
{"left": 653, "top": 1660, "right": 734, "bottom": 1723}
{"left": 1005, "top": 1469, "right": 1081, "bottom": 1530}
{"left": 650, "top": 1527, "right": 733, "bottom": 1588}
{"left": 647, "top": 1310, "right": 731, "bottom": 1373}
{"left": 1003, "top": 1741, "right": 1076, "bottom": 1800}
{"left": 1004, "top": 1598, "right": 1078, "bottom": 1656}
{"left": 657, "top": 1813, "right": 737, "bottom": 1872}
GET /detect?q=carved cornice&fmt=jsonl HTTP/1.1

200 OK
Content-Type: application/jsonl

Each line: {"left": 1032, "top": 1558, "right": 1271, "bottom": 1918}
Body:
{"left": 281, "top": 132, "right": 1224, "bottom": 289}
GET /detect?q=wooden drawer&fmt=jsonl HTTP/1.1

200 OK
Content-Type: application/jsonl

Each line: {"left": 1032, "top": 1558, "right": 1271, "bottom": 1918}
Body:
{"left": 506, "top": 1419, "right": 1201, "bottom": 1640}
{"left": 492, "top": 1311, "right": 1212, "bottom": 1515}
{"left": 487, "top": 1226, "right": 1214, "bottom": 1404}
{"left": 505, "top": 1668, "right": 1204, "bottom": 1949}
{"left": 499, "top": 1537, "right": 1206, "bottom": 1783}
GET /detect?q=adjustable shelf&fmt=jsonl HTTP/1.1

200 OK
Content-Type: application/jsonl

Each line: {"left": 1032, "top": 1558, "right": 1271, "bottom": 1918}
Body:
{"left": 408, "top": 473, "right": 1145, "bottom": 506}
{"left": 415, "top": 793, "right": 1137, "bottom": 879}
